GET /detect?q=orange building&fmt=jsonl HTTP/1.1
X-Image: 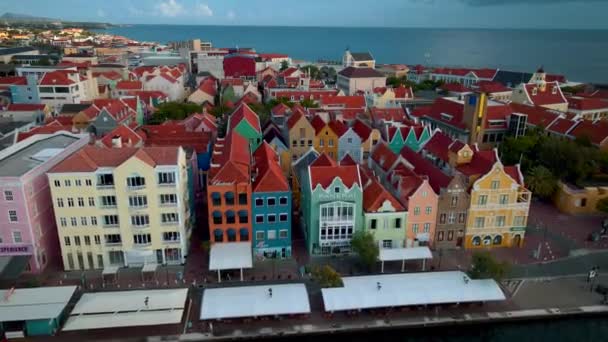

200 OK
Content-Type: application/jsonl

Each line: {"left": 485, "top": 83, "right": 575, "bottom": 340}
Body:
{"left": 311, "top": 115, "right": 339, "bottom": 160}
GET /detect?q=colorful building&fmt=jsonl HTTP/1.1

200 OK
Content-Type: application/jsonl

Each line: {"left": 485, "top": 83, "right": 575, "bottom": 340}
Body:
{"left": 0, "top": 132, "right": 89, "bottom": 274}
{"left": 311, "top": 115, "right": 339, "bottom": 160}
{"left": 362, "top": 178, "right": 408, "bottom": 249}
{"left": 48, "top": 146, "right": 191, "bottom": 270}
{"left": 335, "top": 121, "right": 363, "bottom": 163}
{"left": 300, "top": 154, "right": 363, "bottom": 255}
{"left": 207, "top": 131, "right": 252, "bottom": 243}
{"left": 352, "top": 119, "right": 381, "bottom": 162}
{"left": 227, "top": 103, "right": 263, "bottom": 152}
{"left": 385, "top": 125, "right": 432, "bottom": 154}
{"left": 286, "top": 108, "right": 316, "bottom": 163}
{"left": 251, "top": 143, "right": 292, "bottom": 259}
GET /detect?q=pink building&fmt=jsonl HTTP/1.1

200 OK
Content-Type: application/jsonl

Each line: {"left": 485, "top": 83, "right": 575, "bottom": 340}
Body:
{"left": 0, "top": 132, "right": 89, "bottom": 274}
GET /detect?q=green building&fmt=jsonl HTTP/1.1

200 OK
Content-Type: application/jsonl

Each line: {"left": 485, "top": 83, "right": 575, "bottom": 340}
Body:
{"left": 386, "top": 125, "right": 432, "bottom": 154}
{"left": 227, "top": 103, "right": 263, "bottom": 152}
{"left": 362, "top": 179, "right": 408, "bottom": 249}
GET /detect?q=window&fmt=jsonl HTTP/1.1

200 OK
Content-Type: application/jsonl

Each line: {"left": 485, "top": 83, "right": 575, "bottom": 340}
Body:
{"left": 279, "top": 213, "right": 288, "bottom": 222}
{"left": 60, "top": 217, "right": 67, "bottom": 227}
{"left": 226, "top": 211, "right": 236, "bottom": 224}
{"left": 448, "top": 230, "right": 454, "bottom": 241}
{"left": 88, "top": 197, "right": 95, "bottom": 206}
{"left": 422, "top": 191, "right": 428, "bottom": 197}
{"left": 459, "top": 213, "right": 466, "bottom": 223}
{"left": 4, "top": 191, "right": 13, "bottom": 201}
{"left": 238, "top": 211, "right": 248, "bottom": 223}
{"left": 97, "top": 174, "right": 114, "bottom": 187}
{"left": 70, "top": 217, "right": 77, "bottom": 226}
{"left": 158, "top": 172, "right": 176, "bottom": 185}
{"left": 161, "top": 213, "right": 179, "bottom": 223}
{"left": 267, "top": 214, "right": 276, "bottom": 223}
{"left": 439, "top": 214, "right": 447, "bottom": 224}
{"left": 163, "top": 231, "right": 180, "bottom": 242}
{"left": 133, "top": 233, "right": 152, "bottom": 245}
{"left": 412, "top": 224, "right": 419, "bottom": 234}
{"left": 94, "top": 235, "right": 101, "bottom": 245}
{"left": 371, "top": 219, "right": 377, "bottom": 229}
{"left": 103, "top": 215, "right": 119, "bottom": 226}
{"left": 64, "top": 236, "right": 71, "bottom": 246}
{"left": 493, "top": 235, "right": 503, "bottom": 245}
{"left": 57, "top": 198, "right": 64, "bottom": 208}
{"left": 414, "top": 207, "right": 420, "bottom": 216}
{"left": 491, "top": 180, "right": 500, "bottom": 189}
{"left": 279, "top": 229, "right": 288, "bottom": 239}
{"left": 514, "top": 216, "right": 525, "bottom": 226}
{"left": 131, "top": 215, "right": 150, "bottom": 227}
{"left": 299, "top": 128, "right": 305, "bottom": 138}
{"left": 267, "top": 197, "right": 276, "bottom": 206}
{"left": 75, "top": 180, "right": 82, "bottom": 187}
{"left": 477, "top": 195, "right": 488, "bottom": 205}
{"left": 255, "top": 215, "right": 264, "bottom": 224}
{"left": 426, "top": 206, "right": 432, "bottom": 215}
{"left": 334, "top": 187, "right": 340, "bottom": 193}
{"left": 438, "top": 231, "right": 444, "bottom": 241}
{"left": 450, "top": 196, "right": 458, "bottom": 207}
{"left": 81, "top": 217, "right": 87, "bottom": 226}
{"left": 423, "top": 223, "right": 431, "bottom": 233}
{"left": 267, "top": 230, "right": 277, "bottom": 240}
{"left": 382, "top": 240, "right": 392, "bottom": 248}
{"left": 395, "top": 218, "right": 402, "bottom": 228}
{"left": 308, "top": 140, "right": 313, "bottom": 147}
{"left": 319, "top": 139, "right": 324, "bottom": 147}
{"left": 8, "top": 210, "right": 18, "bottom": 222}
{"left": 101, "top": 196, "right": 116, "bottom": 207}
{"left": 255, "top": 231, "right": 264, "bottom": 240}
{"left": 499, "top": 194, "right": 509, "bottom": 205}
{"left": 67, "top": 198, "right": 74, "bottom": 207}
{"left": 84, "top": 236, "right": 91, "bottom": 246}
{"left": 239, "top": 193, "right": 247, "bottom": 205}
{"left": 225, "top": 192, "right": 235, "bottom": 205}
{"left": 496, "top": 216, "right": 506, "bottom": 227}
{"left": 129, "top": 196, "right": 148, "bottom": 208}
{"left": 160, "top": 194, "right": 177, "bottom": 205}
{"left": 12, "top": 231, "right": 22, "bottom": 243}
{"left": 474, "top": 217, "right": 485, "bottom": 228}
{"left": 54, "top": 180, "right": 61, "bottom": 187}
{"left": 65, "top": 180, "right": 71, "bottom": 187}
{"left": 255, "top": 198, "right": 264, "bottom": 207}
{"left": 328, "top": 139, "right": 335, "bottom": 147}
{"left": 85, "top": 179, "right": 92, "bottom": 186}
{"left": 279, "top": 197, "right": 288, "bottom": 206}
{"left": 127, "top": 176, "right": 146, "bottom": 188}
{"left": 77, "top": 197, "right": 85, "bottom": 207}
{"left": 448, "top": 213, "right": 456, "bottom": 224}
{"left": 91, "top": 216, "right": 98, "bottom": 226}
{"left": 74, "top": 236, "right": 81, "bottom": 246}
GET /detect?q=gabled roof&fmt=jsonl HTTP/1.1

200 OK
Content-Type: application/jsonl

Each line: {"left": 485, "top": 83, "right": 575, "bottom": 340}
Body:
{"left": 310, "top": 115, "right": 327, "bottom": 135}
{"left": 271, "top": 103, "right": 291, "bottom": 117}
{"left": 546, "top": 117, "right": 579, "bottom": 135}
{"left": 229, "top": 103, "right": 261, "bottom": 132}
{"left": 352, "top": 119, "right": 373, "bottom": 141}
{"left": 422, "top": 131, "right": 453, "bottom": 163}
{"left": 338, "top": 67, "right": 384, "bottom": 78}
{"left": 393, "top": 85, "right": 414, "bottom": 99}
{"left": 363, "top": 179, "right": 405, "bottom": 212}
{"left": 209, "top": 131, "right": 251, "bottom": 184}
{"left": 309, "top": 153, "right": 360, "bottom": 190}
{"left": 400, "top": 146, "right": 451, "bottom": 193}
{"left": 370, "top": 107, "right": 407, "bottom": 123}
{"left": 286, "top": 110, "right": 307, "bottom": 130}
{"left": 370, "top": 142, "right": 399, "bottom": 172}
{"left": 456, "top": 149, "right": 498, "bottom": 177}
{"left": 339, "top": 153, "right": 357, "bottom": 166}
{"left": 522, "top": 82, "right": 567, "bottom": 106}
{"left": 310, "top": 153, "right": 336, "bottom": 167}
{"left": 196, "top": 79, "right": 216, "bottom": 97}
{"left": 568, "top": 120, "right": 608, "bottom": 146}
{"left": 567, "top": 96, "right": 608, "bottom": 111}
{"left": 6, "top": 103, "right": 46, "bottom": 111}
{"left": 328, "top": 120, "right": 348, "bottom": 137}
{"left": 252, "top": 142, "right": 289, "bottom": 192}
{"left": 320, "top": 95, "right": 366, "bottom": 109}
{"left": 99, "top": 124, "right": 145, "bottom": 148}
{"left": 115, "top": 80, "right": 142, "bottom": 90}
{"left": 50, "top": 146, "right": 179, "bottom": 173}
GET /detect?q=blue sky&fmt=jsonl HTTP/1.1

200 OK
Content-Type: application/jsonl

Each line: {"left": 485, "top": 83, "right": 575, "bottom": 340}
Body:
{"left": 3, "top": 0, "right": 608, "bottom": 28}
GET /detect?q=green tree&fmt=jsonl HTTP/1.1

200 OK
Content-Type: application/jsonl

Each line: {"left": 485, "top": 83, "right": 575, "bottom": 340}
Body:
{"left": 280, "top": 60, "right": 289, "bottom": 71}
{"left": 301, "top": 65, "right": 320, "bottom": 79}
{"left": 299, "top": 98, "right": 318, "bottom": 108}
{"left": 525, "top": 165, "right": 558, "bottom": 199}
{"left": 350, "top": 230, "right": 379, "bottom": 270}
{"left": 311, "top": 265, "right": 343, "bottom": 288}
{"left": 468, "top": 251, "right": 510, "bottom": 281}
{"left": 149, "top": 102, "right": 202, "bottom": 124}
{"left": 248, "top": 102, "right": 270, "bottom": 125}
{"left": 267, "top": 97, "right": 294, "bottom": 108}
{"left": 386, "top": 76, "right": 403, "bottom": 87}
{"left": 597, "top": 198, "right": 608, "bottom": 214}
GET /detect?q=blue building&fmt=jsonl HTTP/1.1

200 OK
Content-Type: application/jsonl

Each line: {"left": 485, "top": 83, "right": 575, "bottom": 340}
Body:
{"left": 9, "top": 74, "right": 40, "bottom": 104}
{"left": 251, "top": 142, "right": 292, "bottom": 259}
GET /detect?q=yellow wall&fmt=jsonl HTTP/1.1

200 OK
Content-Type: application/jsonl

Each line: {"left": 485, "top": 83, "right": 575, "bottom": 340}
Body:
{"left": 288, "top": 117, "right": 315, "bottom": 163}
{"left": 313, "top": 126, "right": 339, "bottom": 160}
{"left": 553, "top": 181, "right": 608, "bottom": 215}
{"left": 48, "top": 148, "right": 190, "bottom": 271}
{"left": 465, "top": 162, "right": 531, "bottom": 249}
{"left": 362, "top": 129, "right": 382, "bottom": 160}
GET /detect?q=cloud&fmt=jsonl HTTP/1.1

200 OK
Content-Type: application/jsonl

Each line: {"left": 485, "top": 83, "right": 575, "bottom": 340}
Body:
{"left": 155, "top": 0, "right": 184, "bottom": 17}
{"left": 195, "top": 3, "right": 213, "bottom": 17}
{"left": 412, "top": 0, "right": 606, "bottom": 5}
{"left": 97, "top": 9, "right": 106, "bottom": 18}
{"left": 227, "top": 10, "right": 236, "bottom": 20}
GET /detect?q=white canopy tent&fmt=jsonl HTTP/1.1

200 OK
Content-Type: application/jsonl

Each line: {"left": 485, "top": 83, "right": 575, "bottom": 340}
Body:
{"left": 0, "top": 286, "right": 77, "bottom": 322}
{"left": 200, "top": 283, "right": 310, "bottom": 320}
{"left": 62, "top": 288, "right": 188, "bottom": 331}
{"left": 321, "top": 271, "right": 505, "bottom": 312}
{"left": 208, "top": 242, "right": 253, "bottom": 282}
{"left": 378, "top": 247, "right": 433, "bottom": 273}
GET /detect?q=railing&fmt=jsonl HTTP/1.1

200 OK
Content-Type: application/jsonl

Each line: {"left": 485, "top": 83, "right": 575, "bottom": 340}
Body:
{"left": 161, "top": 221, "right": 179, "bottom": 226}
{"left": 127, "top": 185, "right": 146, "bottom": 191}
{"left": 129, "top": 205, "right": 148, "bottom": 210}
{"left": 100, "top": 204, "right": 118, "bottom": 209}
{"left": 105, "top": 241, "right": 122, "bottom": 246}
{"left": 469, "top": 202, "right": 530, "bottom": 210}
{"left": 162, "top": 239, "right": 181, "bottom": 244}
{"left": 131, "top": 224, "right": 150, "bottom": 229}
{"left": 102, "top": 224, "right": 119, "bottom": 228}
{"left": 158, "top": 182, "right": 176, "bottom": 187}
{"left": 159, "top": 202, "right": 177, "bottom": 208}
{"left": 96, "top": 184, "right": 115, "bottom": 190}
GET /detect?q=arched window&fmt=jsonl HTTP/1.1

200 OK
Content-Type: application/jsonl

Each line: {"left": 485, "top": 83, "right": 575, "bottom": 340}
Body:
{"left": 211, "top": 192, "right": 221, "bottom": 206}
{"left": 483, "top": 236, "right": 492, "bottom": 246}
{"left": 493, "top": 235, "right": 503, "bottom": 245}
{"left": 225, "top": 210, "right": 235, "bottom": 224}
{"left": 225, "top": 192, "right": 235, "bottom": 205}
{"left": 472, "top": 236, "right": 481, "bottom": 246}
{"left": 213, "top": 229, "right": 223, "bottom": 242}
{"left": 227, "top": 228, "right": 237, "bottom": 242}
{"left": 238, "top": 210, "right": 248, "bottom": 224}
{"left": 239, "top": 228, "right": 249, "bottom": 241}
{"left": 212, "top": 211, "right": 222, "bottom": 225}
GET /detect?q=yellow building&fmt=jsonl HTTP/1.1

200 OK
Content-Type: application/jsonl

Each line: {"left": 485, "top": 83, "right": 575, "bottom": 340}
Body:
{"left": 553, "top": 181, "right": 608, "bottom": 215}
{"left": 47, "top": 146, "right": 191, "bottom": 271}
{"left": 465, "top": 161, "right": 531, "bottom": 249}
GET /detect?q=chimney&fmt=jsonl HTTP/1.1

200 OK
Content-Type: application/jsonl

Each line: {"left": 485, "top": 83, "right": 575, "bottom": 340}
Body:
{"left": 111, "top": 136, "right": 122, "bottom": 148}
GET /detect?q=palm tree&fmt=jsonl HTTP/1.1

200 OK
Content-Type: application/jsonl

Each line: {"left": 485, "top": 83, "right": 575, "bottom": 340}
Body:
{"left": 525, "top": 165, "right": 558, "bottom": 199}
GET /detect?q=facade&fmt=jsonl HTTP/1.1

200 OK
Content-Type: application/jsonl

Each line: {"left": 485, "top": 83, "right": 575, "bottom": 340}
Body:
{"left": 48, "top": 146, "right": 191, "bottom": 270}
{"left": 352, "top": 119, "right": 381, "bottom": 162}
{"left": 567, "top": 96, "right": 608, "bottom": 121}
{"left": 337, "top": 124, "right": 363, "bottom": 163}
{"left": 207, "top": 131, "right": 252, "bottom": 244}
{"left": 511, "top": 69, "right": 568, "bottom": 112}
{"left": 188, "top": 78, "right": 216, "bottom": 105}
{"left": 434, "top": 175, "right": 470, "bottom": 249}
{"left": 0, "top": 132, "right": 89, "bottom": 274}
{"left": 311, "top": 116, "right": 339, "bottom": 160}
{"left": 223, "top": 54, "right": 257, "bottom": 80}
{"left": 8, "top": 74, "right": 40, "bottom": 104}
{"left": 251, "top": 143, "right": 292, "bottom": 259}
{"left": 337, "top": 67, "right": 386, "bottom": 96}
{"left": 227, "top": 103, "right": 263, "bottom": 152}
{"left": 363, "top": 180, "right": 408, "bottom": 249}
{"left": 465, "top": 161, "right": 531, "bottom": 249}
{"left": 342, "top": 50, "right": 375, "bottom": 69}
{"left": 553, "top": 181, "right": 608, "bottom": 215}
{"left": 386, "top": 125, "right": 432, "bottom": 154}
{"left": 287, "top": 110, "right": 316, "bottom": 162}
{"left": 38, "top": 70, "right": 89, "bottom": 111}
{"left": 300, "top": 154, "right": 363, "bottom": 255}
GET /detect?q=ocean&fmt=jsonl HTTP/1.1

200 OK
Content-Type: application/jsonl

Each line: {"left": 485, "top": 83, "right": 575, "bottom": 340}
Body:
{"left": 97, "top": 25, "right": 608, "bottom": 84}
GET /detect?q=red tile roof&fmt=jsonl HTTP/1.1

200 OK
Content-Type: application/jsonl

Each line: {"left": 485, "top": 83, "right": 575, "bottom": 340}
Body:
{"left": 328, "top": 120, "right": 348, "bottom": 137}
{"left": 100, "top": 124, "right": 145, "bottom": 148}
{"left": 221, "top": 78, "right": 244, "bottom": 88}
{"left": 370, "top": 107, "right": 407, "bottom": 123}
{"left": 394, "top": 85, "right": 414, "bottom": 99}
{"left": 93, "top": 71, "right": 122, "bottom": 81}
{"left": 363, "top": 179, "right": 405, "bottom": 212}
{"left": 339, "top": 153, "right": 358, "bottom": 166}
{"left": 509, "top": 102, "right": 561, "bottom": 128}
{"left": 422, "top": 131, "right": 453, "bottom": 163}
{"left": 115, "top": 80, "right": 142, "bottom": 90}
{"left": 352, "top": 119, "right": 373, "bottom": 141}
{"left": 568, "top": 120, "right": 608, "bottom": 146}
{"left": 578, "top": 90, "right": 608, "bottom": 100}
{"left": 209, "top": 131, "right": 251, "bottom": 184}
{"left": 252, "top": 142, "right": 289, "bottom": 192}
{"left": 412, "top": 97, "right": 466, "bottom": 129}
{"left": 567, "top": 96, "right": 608, "bottom": 111}
{"left": 319, "top": 95, "right": 366, "bottom": 109}
{"left": 197, "top": 78, "right": 217, "bottom": 97}
{"left": 522, "top": 82, "right": 567, "bottom": 106}
{"left": 504, "top": 165, "right": 524, "bottom": 186}
{"left": 456, "top": 149, "right": 498, "bottom": 177}
{"left": 310, "top": 153, "right": 337, "bottom": 167}
{"left": 309, "top": 153, "right": 361, "bottom": 190}
{"left": 279, "top": 67, "right": 299, "bottom": 78}
{"left": 286, "top": 110, "right": 306, "bottom": 130}
{"left": 6, "top": 103, "right": 46, "bottom": 111}
{"left": 310, "top": 115, "right": 327, "bottom": 135}
{"left": 234, "top": 92, "right": 260, "bottom": 107}
{"left": 272, "top": 90, "right": 339, "bottom": 101}
{"left": 484, "top": 102, "right": 513, "bottom": 129}
{"left": 0, "top": 76, "right": 26, "bottom": 85}
{"left": 16, "top": 122, "right": 73, "bottom": 142}
{"left": 546, "top": 117, "right": 579, "bottom": 135}
{"left": 229, "top": 103, "right": 261, "bottom": 132}
{"left": 50, "top": 146, "right": 179, "bottom": 173}
{"left": 400, "top": 146, "right": 451, "bottom": 193}
{"left": 138, "top": 124, "right": 211, "bottom": 153}
{"left": 475, "top": 80, "right": 511, "bottom": 93}
{"left": 441, "top": 83, "right": 472, "bottom": 93}
{"left": 39, "top": 71, "right": 78, "bottom": 86}
{"left": 271, "top": 103, "right": 291, "bottom": 117}
{"left": 371, "top": 142, "right": 399, "bottom": 172}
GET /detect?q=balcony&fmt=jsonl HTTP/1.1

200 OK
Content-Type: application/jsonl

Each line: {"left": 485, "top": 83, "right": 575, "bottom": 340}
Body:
{"left": 102, "top": 224, "right": 119, "bottom": 229}
{"left": 161, "top": 221, "right": 179, "bottom": 226}
{"left": 96, "top": 184, "right": 115, "bottom": 190}
{"left": 162, "top": 239, "right": 181, "bottom": 244}
{"left": 158, "top": 182, "right": 176, "bottom": 188}
{"left": 105, "top": 241, "right": 122, "bottom": 247}
{"left": 127, "top": 185, "right": 146, "bottom": 191}
{"left": 159, "top": 202, "right": 177, "bottom": 208}
{"left": 131, "top": 224, "right": 150, "bottom": 230}
{"left": 133, "top": 242, "right": 152, "bottom": 248}
{"left": 129, "top": 205, "right": 148, "bottom": 211}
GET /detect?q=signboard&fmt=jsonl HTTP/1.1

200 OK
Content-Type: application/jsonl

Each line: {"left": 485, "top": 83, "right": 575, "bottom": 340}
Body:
{"left": 510, "top": 226, "right": 526, "bottom": 232}
{"left": 0, "top": 244, "right": 32, "bottom": 256}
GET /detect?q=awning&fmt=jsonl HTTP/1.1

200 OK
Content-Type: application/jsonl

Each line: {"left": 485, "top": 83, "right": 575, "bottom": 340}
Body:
{"left": 102, "top": 266, "right": 120, "bottom": 276}
{"left": 142, "top": 264, "right": 158, "bottom": 273}
{"left": 0, "top": 255, "right": 30, "bottom": 280}
{"left": 201, "top": 284, "right": 310, "bottom": 320}
{"left": 209, "top": 242, "right": 252, "bottom": 271}
{"left": 0, "top": 286, "right": 77, "bottom": 321}
{"left": 378, "top": 247, "right": 433, "bottom": 262}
